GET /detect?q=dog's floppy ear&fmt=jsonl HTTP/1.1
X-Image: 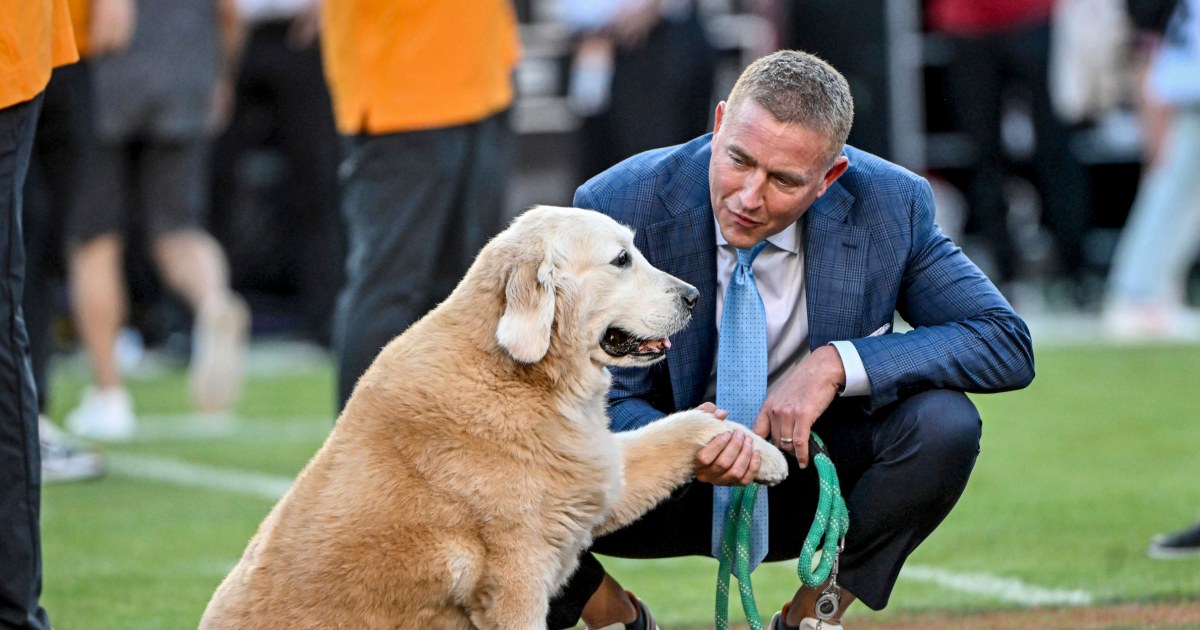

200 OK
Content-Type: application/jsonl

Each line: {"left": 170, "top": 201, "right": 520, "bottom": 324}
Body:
{"left": 496, "top": 241, "right": 556, "bottom": 363}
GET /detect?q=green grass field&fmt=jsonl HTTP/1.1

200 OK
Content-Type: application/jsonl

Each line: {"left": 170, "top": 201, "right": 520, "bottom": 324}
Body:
{"left": 38, "top": 341, "right": 1200, "bottom": 629}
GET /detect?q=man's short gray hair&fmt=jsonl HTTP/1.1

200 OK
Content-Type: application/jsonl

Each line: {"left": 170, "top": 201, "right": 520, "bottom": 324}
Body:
{"left": 726, "top": 50, "right": 854, "bottom": 166}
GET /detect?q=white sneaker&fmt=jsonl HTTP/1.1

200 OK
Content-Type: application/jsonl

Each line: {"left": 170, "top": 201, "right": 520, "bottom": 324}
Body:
{"left": 1101, "top": 301, "right": 1199, "bottom": 341}
{"left": 769, "top": 614, "right": 844, "bottom": 630}
{"left": 770, "top": 603, "right": 844, "bottom": 630}
{"left": 190, "top": 294, "right": 250, "bottom": 413}
{"left": 39, "top": 416, "right": 105, "bottom": 483}
{"left": 66, "top": 386, "right": 136, "bottom": 442}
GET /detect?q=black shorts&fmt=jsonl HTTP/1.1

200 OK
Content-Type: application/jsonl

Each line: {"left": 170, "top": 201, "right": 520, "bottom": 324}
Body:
{"left": 70, "top": 138, "right": 207, "bottom": 245}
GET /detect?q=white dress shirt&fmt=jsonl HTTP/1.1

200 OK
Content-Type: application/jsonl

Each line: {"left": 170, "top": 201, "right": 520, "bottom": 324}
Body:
{"left": 710, "top": 220, "right": 871, "bottom": 399}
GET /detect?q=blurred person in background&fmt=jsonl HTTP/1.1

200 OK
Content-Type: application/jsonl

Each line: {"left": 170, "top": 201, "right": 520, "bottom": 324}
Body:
{"left": 926, "top": 0, "right": 1093, "bottom": 303}
{"left": 210, "top": 0, "right": 342, "bottom": 348}
{"left": 1120, "top": 0, "right": 1180, "bottom": 167}
{"left": 22, "top": 0, "right": 137, "bottom": 482}
{"left": 65, "top": 0, "right": 250, "bottom": 441}
{"left": 1101, "top": 0, "right": 1200, "bottom": 558}
{"left": 559, "top": 0, "right": 716, "bottom": 184}
{"left": 1, "top": 0, "right": 78, "bottom": 626}
{"left": 1103, "top": 0, "right": 1200, "bottom": 342}
{"left": 323, "top": 0, "right": 520, "bottom": 408}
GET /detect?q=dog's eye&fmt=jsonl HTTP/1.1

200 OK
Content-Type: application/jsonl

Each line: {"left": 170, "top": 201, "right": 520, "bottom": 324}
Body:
{"left": 610, "top": 250, "right": 630, "bottom": 268}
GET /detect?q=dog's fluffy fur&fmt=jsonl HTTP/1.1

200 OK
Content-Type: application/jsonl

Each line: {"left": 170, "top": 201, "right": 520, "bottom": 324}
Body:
{"left": 200, "top": 206, "right": 787, "bottom": 629}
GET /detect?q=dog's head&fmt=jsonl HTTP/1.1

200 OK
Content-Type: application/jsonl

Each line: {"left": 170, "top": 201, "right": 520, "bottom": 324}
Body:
{"left": 489, "top": 206, "right": 699, "bottom": 368}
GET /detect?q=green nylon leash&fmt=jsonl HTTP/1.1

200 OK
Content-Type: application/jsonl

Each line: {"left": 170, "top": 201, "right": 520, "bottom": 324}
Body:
{"left": 795, "top": 435, "right": 850, "bottom": 589}
{"left": 715, "top": 433, "right": 850, "bottom": 630}
{"left": 715, "top": 483, "right": 763, "bottom": 629}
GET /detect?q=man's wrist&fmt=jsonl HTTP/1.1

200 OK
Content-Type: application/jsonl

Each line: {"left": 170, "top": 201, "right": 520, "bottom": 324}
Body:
{"left": 828, "top": 340, "right": 870, "bottom": 397}
{"left": 814, "top": 344, "right": 847, "bottom": 393}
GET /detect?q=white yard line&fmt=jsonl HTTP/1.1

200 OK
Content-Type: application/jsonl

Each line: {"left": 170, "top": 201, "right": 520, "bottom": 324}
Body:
{"left": 901, "top": 564, "right": 1094, "bottom": 606}
{"left": 107, "top": 453, "right": 292, "bottom": 501}
{"left": 108, "top": 454, "right": 1098, "bottom": 608}
{"left": 128, "top": 415, "right": 333, "bottom": 442}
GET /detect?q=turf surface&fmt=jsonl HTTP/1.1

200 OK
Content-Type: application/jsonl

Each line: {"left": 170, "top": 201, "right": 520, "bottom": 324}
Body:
{"left": 38, "top": 342, "right": 1200, "bottom": 629}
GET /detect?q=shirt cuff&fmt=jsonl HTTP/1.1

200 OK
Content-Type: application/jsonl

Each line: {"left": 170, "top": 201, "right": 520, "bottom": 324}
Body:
{"left": 828, "top": 340, "right": 871, "bottom": 397}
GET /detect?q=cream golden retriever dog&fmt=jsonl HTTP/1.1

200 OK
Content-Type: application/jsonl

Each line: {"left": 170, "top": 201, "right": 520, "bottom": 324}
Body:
{"left": 200, "top": 205, "right": 787, "bottom": 629}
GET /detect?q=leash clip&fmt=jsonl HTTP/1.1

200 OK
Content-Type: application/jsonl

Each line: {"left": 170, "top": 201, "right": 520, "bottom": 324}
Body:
{"left": 814, "top": 539, "right": 844, "bottom": 622}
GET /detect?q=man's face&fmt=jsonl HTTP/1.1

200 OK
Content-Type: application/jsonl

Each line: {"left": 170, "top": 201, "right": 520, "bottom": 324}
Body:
{"left": 708, "top": 100, "right": 849, "bottom": 249}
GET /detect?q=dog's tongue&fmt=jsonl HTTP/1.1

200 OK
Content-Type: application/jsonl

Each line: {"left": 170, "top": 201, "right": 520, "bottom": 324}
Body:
{"left": 637, "top": 337, "right": 671, "bottom": 353}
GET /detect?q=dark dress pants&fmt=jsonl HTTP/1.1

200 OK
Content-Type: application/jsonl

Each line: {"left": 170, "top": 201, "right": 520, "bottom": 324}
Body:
{"left": 22, "top": 62, "right": 92, "bottom": 413}
{"left": 209, "top": 21, "right": 343, "bottom": 347}
{"left": 547, "top": 389, "right": 982, "bottom": 628}
{"left": 944, "top": 23, "right": 1091, "bottom": 286}
{"left": 576, "top": 9, "right": 716, "bottom": 184}
{"left": 332, "top": 112, "right": 514, "bottom": 408}
{"left": 1, "top": 93, "right": 52, "bottom": 630}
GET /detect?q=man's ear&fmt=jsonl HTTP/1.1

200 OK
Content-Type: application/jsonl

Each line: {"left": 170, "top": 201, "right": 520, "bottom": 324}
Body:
{"left": 712, "top": 100, "right": 726, "bottom": 139}
{"left": 495, "top": 241, "right": 556, "bottom": 363}
{"left": 817, "top": 155, "right": 850, "bottom": 198}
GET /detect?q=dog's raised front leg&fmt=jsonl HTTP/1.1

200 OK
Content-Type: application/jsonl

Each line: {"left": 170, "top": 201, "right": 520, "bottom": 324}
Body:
{"left": 593, "top": 410, "right": 787, "bottom": 536}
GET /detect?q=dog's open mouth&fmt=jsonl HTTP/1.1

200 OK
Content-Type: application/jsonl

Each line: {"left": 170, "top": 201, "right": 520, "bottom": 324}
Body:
{"left": 600, "top": 326, "right": 672, "bottom": 358}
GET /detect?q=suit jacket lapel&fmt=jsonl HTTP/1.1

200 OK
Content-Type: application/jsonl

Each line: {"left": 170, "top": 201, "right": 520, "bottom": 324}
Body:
{"left": 637, "top": 144, "right": 717, "bottom": 410}
{"left": 804, "top": 181, "right": 870, "bottom": 348}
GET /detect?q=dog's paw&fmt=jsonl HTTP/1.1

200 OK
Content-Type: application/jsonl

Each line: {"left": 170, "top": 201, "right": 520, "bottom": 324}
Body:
{"left": 719, "top": 424, "right": 787, "bottom": 486}
{"left": 750, "top": 435, "right": 788, "bottom": 486}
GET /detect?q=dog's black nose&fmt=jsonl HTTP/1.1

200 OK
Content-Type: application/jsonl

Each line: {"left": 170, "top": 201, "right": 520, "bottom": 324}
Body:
{"left": 680, "top": 286, "right": 700, "bottom": 312}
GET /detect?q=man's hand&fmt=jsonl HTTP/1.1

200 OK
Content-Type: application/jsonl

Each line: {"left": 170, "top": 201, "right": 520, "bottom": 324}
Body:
{"left": 609, "top": 0, "right": 663, "bottom": 48}
{"left": 692, "top": 402, "right": 760, "bottom": 486}
{"left": 288, "top": 2, "right": 322, "bottom": 49}
{"left": 753, "top": 345, "right": 845, "bottom": 467}
{"left": 89, "top": 0, "right": 136, "bottom": 55}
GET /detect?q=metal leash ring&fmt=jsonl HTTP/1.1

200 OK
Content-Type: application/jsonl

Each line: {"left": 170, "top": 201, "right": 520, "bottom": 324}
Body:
{"left": 814, "top": 539, "right": 844, "bottom": 622}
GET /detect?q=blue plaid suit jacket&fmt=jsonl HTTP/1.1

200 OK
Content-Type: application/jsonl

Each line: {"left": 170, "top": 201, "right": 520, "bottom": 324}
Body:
{"left": 574, "top": 135, "right": 1035, "bottom": 431}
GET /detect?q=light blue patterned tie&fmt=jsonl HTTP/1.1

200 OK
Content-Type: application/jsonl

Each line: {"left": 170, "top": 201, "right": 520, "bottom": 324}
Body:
{"left": 711, "top": 241, "right": 770, "bottom": 571}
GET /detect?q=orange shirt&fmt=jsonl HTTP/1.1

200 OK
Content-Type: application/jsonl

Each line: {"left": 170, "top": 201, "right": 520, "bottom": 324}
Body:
{"left": 1, "top": 0, "right": 79, "bottom": 108}
{"left": 321, "top": 0, "right": 521, "bottom": 135}
{"left": 67, "top": 0, "right": 90, "bottom": 56}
